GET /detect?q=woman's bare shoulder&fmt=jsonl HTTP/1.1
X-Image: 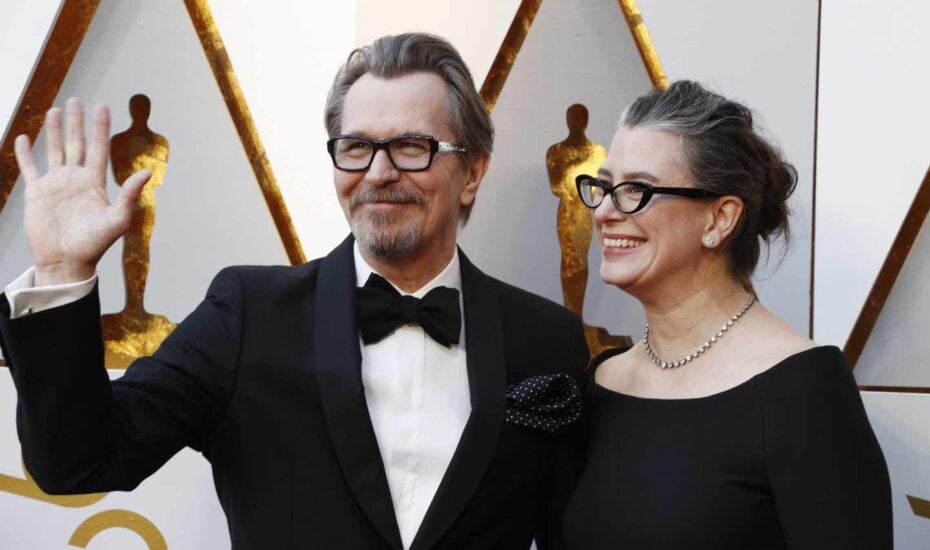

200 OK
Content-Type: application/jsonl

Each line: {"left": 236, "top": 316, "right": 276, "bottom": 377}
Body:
{"left": 737, "top": 305, "right": 816, "bottom": 375}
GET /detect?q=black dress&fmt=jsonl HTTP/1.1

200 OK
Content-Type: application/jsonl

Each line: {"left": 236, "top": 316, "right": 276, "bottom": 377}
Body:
{"left": 563, "top": 346, "right": 892, "bottom": 549}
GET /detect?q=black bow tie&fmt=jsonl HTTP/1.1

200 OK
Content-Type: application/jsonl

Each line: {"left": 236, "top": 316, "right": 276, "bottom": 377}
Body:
{"left": 356, "top": 273, "right": 462, "bottom": 347}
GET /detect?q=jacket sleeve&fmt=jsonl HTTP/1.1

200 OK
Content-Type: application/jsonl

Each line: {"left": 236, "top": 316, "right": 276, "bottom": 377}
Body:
{"left": 0, "top": 268, "right": 244, "bottom": 494}
{"left": 534, "top": 315, "right": 590, "bottom": 550}
{"left": 758, "top": 349, "right": 893, "bottom": 549}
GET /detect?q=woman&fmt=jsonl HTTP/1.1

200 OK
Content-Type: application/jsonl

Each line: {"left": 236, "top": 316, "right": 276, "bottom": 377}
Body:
{"left": 562, "top": 81, "right": 892, "bottom": 549}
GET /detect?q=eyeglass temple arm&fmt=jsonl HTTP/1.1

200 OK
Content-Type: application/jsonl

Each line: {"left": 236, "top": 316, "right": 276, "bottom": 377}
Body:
{"left": 652, "top": 186, "right": 722, "bottom": 198}
{"left": 437, "top": 141, "right": 466, "bottom": 153}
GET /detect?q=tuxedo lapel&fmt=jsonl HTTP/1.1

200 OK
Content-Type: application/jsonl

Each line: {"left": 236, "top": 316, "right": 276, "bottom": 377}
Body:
{"left": 410, "top": 250, "right": 507, "bottom": 550}
{"left": 314, "top": 236, "right": 403, "bottom": 550}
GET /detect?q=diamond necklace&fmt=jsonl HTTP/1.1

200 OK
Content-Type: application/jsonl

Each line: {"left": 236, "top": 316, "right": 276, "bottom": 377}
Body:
{"left": 642, "top": 293, "right": 757, "bottom": 369}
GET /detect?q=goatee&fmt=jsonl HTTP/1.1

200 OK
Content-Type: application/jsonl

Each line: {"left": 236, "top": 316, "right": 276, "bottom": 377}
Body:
{"left": 350, "top": 186, "right": 426, "bottom": 259}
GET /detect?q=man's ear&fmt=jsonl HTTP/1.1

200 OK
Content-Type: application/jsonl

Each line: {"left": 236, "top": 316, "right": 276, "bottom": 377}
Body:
{"left": 459, "top": 153, "right": 490, "bottom": 207}
{"left": 704, "top": 194, "right": 744, "bottom": 242}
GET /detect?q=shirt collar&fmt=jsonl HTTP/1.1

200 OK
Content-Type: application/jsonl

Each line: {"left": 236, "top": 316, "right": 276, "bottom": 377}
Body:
{"left": 353, "top": 241, "right": 462, "bottom": 298}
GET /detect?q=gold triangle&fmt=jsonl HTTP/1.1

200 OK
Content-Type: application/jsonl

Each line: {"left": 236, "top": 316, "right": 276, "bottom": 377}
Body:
{"left": 848, "top": 165, "right": 930, "bottom": 393}
{"left": 479, "top": 0, "right": 668, "bottom": 113}
{"left": 0, "top": 0, "right": 304, "bottom": 264}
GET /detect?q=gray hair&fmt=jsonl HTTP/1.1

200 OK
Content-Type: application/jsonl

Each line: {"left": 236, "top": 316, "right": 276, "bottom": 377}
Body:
{"left": 324, "top": 33, "right": 493, "bottom": 222}
{"left": 620, "top": 80, "right": 797, "bottom": 281}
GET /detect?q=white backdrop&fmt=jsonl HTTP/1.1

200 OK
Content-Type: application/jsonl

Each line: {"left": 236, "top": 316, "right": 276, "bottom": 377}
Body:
{"left": 0, "top": 0, "right": 61, "bottom": 138}
{"left": 814, "top": 0, "right": 930, "bottom": 347}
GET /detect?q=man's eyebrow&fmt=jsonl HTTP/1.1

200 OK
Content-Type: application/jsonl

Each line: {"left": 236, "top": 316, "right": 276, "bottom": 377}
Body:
{"left": 337, "top": 130, "right": 431, "bottom": 139}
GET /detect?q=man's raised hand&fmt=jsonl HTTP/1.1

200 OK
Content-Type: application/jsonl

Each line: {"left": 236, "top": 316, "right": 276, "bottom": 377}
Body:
{"left": 14, "top": 98, "right": 151, "bottom": 286}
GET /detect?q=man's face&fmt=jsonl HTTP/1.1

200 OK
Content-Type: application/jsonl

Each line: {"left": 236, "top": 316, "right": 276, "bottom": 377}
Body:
{"left": 334, "top": 71, "right": 484, "bottom": 262}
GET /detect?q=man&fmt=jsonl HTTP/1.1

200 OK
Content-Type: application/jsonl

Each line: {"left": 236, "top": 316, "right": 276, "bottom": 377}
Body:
{"left": 0, "top": 33, "right": 587, "bottom": 549}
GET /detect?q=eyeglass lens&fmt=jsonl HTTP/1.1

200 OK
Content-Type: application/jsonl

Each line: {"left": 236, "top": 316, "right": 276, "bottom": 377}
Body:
{"left": 579, "top": 178, "right": 647, "bottom": 212}
{"left": 332, "top": 137, "right": 434, "bottom": 171}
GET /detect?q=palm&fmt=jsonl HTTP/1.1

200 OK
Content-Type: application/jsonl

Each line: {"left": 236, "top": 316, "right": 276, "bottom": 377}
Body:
{"left": 14, "top": 100, "right": 149, "bottom": 284}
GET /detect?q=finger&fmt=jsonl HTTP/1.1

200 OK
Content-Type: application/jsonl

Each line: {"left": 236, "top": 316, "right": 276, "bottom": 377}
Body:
{"left": 109, "top": 170, "right": 151, "bottom": 233}
{"left": 112, "top": 169, "right": 151, "bottom": 214}
{"left": 14, "top": 135, "right": 39, "bottom": 183}
{"left": 65, "top": 97, "right": 85, "bottom": 166}
{"left": 86, "top": 104, "right": 111, "bottom": 174}
{"left": 45, "top": 107, "right": 64, "bottom": 168}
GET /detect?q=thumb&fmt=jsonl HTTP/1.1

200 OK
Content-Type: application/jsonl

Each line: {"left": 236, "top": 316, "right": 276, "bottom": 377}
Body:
{"left": 110, "top": 169, "right": 151, "bottom": 225}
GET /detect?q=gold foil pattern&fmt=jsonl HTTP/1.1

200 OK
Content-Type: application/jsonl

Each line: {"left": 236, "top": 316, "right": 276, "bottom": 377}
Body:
{"left": 547, "top": 104, "right": 632, "bottom": 356}
{"left": 480, "top": 0, "right": 669, "bottom": 355}
{"left": 0, "top": 0, "right": 308, "bottom": 365}
{"left": 183, "top": 0, "right": 306, "bottom": 265}
{"left": 480, "top": 0, "right": 668, "bottom": 113}
{"left": 0, "top": 0, "right": 101, "bottom": 215}
{"left": 617, "top": 0, "right": 669, "bottom": 90}
{"left": 0, "top": 1, "right": 305, "bottom": 257}
{"left": 907, "top": 495, "right": 930, "bottom": 520}
{"left": 480, "top": 0, "right": 542, "bottom": 111}
{"left": 101, "top": 95, "right": 177, "bottom": 370}
{"left": 0, "top": 460, "right": 106, "bottom": 508}
{"left": 69, "top": 509, "right": 167, "bottom": 549}
{"left": 846, "top": 165, "right": 930, "bottom": 377}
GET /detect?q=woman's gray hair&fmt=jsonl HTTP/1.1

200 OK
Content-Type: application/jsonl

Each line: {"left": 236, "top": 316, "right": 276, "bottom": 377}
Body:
{"left": 620, "top": 80, "right": 798, "bottom": 281}
{"left": 324, "top": 33, "right": 493, "bottom": 222}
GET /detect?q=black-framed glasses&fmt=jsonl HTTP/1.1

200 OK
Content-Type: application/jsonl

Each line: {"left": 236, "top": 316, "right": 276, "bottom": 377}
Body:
{"left": 326, "top": 135, "right": 467, "bottom": 172}
{"left": 575, "top": 174, "right": 724, "bottom": 214}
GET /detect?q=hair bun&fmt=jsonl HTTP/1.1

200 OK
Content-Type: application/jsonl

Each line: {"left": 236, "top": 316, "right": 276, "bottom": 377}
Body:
{"left": 757, "top": 146, "right": 797, "bottom": 242}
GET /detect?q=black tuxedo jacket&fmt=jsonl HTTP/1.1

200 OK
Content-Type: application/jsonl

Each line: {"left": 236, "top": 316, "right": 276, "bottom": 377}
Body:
{"left": 0, "top": 237, "right": 588, "bottom": 549}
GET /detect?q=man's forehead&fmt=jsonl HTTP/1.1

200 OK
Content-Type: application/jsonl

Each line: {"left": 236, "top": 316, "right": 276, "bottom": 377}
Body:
{"left": 340, "top": 72, "right": 451, "bottom": 136}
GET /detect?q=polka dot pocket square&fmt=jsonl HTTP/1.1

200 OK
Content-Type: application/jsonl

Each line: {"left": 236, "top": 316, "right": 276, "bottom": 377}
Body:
{"left": 504, "top": 373, "right": 582, "bottom": 435}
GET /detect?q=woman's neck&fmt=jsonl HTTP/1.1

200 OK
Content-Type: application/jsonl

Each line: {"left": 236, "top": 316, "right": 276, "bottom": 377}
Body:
{"left": 639, "top": 275, "right": 753, "bottom": 361}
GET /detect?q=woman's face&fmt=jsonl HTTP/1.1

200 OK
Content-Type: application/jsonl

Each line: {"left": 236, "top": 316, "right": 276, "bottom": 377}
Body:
{"left": 593, "top": 125, "right": 714, "bottom": 296}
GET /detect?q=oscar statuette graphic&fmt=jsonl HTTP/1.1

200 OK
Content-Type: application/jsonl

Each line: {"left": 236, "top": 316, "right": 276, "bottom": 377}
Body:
{"left": 547, "top": 104, "right": 632, "bottom": 356}
{"left": 101, "top": 94, "right": 177, "bottom": 370}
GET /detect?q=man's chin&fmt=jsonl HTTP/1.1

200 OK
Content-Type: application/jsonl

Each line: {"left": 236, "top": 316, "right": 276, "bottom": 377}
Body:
{"left": 352, "top": 218, "right": 423, "bottom": 260}
{"left": 352, "top": 215, "right": 408, "bottom": 236}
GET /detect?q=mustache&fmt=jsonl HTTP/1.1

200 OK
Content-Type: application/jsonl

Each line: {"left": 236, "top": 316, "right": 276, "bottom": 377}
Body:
{"left": 350, "top": 187, "right": 426, "bottom": 210}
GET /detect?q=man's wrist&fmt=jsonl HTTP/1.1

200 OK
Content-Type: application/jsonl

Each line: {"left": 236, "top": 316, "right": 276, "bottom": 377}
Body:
{"left": 33, "top": 263, "right": 96, "bottom": 287}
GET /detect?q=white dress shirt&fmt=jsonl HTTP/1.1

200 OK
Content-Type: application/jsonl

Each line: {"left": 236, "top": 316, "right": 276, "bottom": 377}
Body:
{"left": 4, "top": 248, "right": 472, "bottom": 549}
{"left": 353, "top": 244, "right": 471, "bottom": 549}
{"left": 5, "top": 267, "right": 97, "bottom": 318}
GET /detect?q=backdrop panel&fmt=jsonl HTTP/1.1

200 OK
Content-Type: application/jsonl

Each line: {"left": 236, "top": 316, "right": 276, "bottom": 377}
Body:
{"left": 861, "top": 392, "right": 930, "bottom": 546}
{"left": 460, "top": 0, "right": 654, "bottom": 341}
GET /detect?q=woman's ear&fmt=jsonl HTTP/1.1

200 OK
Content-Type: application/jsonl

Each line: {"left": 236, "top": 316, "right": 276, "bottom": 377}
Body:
{"left": 703, "top": 195, "right": 744, "bottom": 244}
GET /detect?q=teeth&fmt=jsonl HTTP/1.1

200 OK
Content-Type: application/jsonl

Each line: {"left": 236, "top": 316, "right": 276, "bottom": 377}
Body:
{"left": 604, "top": 237, "right": 645, "bottom": 249}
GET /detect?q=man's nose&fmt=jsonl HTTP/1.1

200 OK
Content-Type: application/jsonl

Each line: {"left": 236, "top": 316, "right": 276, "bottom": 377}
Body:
{"left": 364, "top": 149, "right": 400, "bottom": 185}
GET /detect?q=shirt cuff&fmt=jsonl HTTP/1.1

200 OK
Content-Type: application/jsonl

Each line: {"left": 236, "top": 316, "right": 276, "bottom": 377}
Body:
{"left": 4, "top": 267, "right": 97, "bottom": 319}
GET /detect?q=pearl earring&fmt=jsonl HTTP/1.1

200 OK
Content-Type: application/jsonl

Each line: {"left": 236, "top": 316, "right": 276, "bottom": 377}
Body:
{"left": 704, "top": 236, "right": 716, "bottom": 248}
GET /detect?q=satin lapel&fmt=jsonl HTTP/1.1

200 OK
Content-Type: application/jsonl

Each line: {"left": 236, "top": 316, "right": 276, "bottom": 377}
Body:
{"left": 314, "top": 236, "right": 403, "bottom": 550}
{"left": 410, "top": 250, "right": 507, "bottom": 550}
